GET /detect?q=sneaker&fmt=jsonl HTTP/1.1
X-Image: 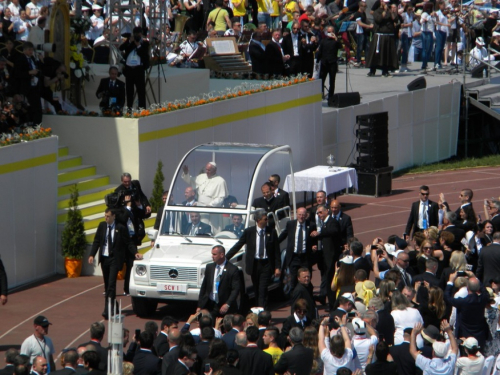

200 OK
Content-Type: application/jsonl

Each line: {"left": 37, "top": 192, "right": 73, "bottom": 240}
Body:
{"left": 382, "top": 73, "right": 392, "bottom": 78}
{"left": 367, "top": 72, "right": 375, "bottom": 77}
{"left": 426, "top": 67, "right": 434, "bottom": 72}
{"left": 352, "top": 62, "right": 361, "bottom": 67}
{"left": 399, "top": 67, "right": 409, "bottom": 73}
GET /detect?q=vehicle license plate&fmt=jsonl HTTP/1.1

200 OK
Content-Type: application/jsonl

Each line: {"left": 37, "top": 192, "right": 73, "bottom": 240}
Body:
{"left": 156, "top": 283, "right": 187, "bottom": 293}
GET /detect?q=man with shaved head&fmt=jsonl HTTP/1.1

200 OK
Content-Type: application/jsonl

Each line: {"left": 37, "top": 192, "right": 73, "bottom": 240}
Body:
{"left": 161, "top": 329, "right": 181, "bottom": 375}
{"left": 444, "top": 270, "right": 490, "bottom": 352}
{"left": 31, "top": 357, "right": 47, "bottom": 375}
{"left": 278, "top": 207, "right": 317, "bottom": 290}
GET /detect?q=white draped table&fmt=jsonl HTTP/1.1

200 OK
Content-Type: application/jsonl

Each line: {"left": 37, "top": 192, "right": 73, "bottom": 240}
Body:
{"left": 283, "top": 166, "right": 358, "bottom": 195}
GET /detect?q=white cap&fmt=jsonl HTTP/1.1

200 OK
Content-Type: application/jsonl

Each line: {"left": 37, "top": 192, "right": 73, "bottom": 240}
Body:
{"left": 476, "top": 36, "right": 485, "bottom": 45}
{"left": 432, "top": 341, "right": 450, "bottom": 358}
{"left": 394, "top": 249, "right": 405, "bottom": 258}
{"left": 341, "top": 293, "right": 355, "bottom": 304}
{"left": 352, "top": 318, "right": 366, "bottom": 334}
{"left": 92, "top": 4, "right": 103, "bottom": 9}
{"left": 463, "top": 337, "right": 480, "bottom": 351}
{"left": 384, "top": 243, "right": 396, "bottom": 255}
{"left": 82, "top": 5, "right": 90, "bottom": 10}
{"left": 340, "top": 255, "right": 354, "bottom": 265}
{"left": 250, "top": 307, "right": 264, "bottom": 314}
{"left": 208, "top": 161, "right": 217, "bottom": 168}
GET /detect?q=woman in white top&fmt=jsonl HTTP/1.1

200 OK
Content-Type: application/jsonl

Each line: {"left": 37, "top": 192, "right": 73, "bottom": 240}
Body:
{"left": 25, "top": 0, "right": 42, "bottom": 26}
{"left": 434, "top": 0, "right": 449, "bottom": 69}
{"left": 420, "top": 2, "right": 435, "bottom": 71}
{"left": 390, "top": 290, "right": 424, "bottom": 345}
{"left": 400, "top": 3, "right": 414, "bottom": 72}
{"left": 318, "top": 315, "right": 355, "bottom": 375}
{"left": 89, "top": 5, "right": 105, "bottom": 44}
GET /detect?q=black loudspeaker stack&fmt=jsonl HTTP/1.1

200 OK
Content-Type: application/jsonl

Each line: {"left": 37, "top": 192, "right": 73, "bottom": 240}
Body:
{"left": 329, "top": 92, "right": 361, "bottom": 108}
{"left": 352, "top": 112, "right": 393, "bottom": 197}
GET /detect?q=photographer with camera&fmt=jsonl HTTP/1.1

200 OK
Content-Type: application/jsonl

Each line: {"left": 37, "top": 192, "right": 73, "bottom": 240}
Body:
{"left": 95, "top": 65, "right": 125, "bottom": 114}
{"left": 119, "top": 27, "right": 150, "bottom": 110}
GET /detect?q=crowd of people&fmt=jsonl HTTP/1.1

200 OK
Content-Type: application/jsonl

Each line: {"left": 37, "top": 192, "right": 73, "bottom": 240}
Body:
{"left": 3, "top": 184, "right": 500, "bottom": 375}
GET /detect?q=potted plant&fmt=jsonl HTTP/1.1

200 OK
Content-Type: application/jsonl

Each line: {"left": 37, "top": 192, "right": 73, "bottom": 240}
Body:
{"left": 61, "top": 184, "right": 87, "bottom": 277}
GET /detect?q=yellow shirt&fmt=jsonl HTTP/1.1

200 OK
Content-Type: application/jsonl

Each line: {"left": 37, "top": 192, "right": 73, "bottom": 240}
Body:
{"left": 257, "top": 0, "right": 268, "bottom": 13}
{"left": 270, "top": 0, "right": 280, "bottom": 16}
{"left": 232, "top": 0, "right": 247, "bottom": 16}
{"left": 284, "top": 1, "right": 297, "bottom": 21}
{"left": 208, "top": 7, "right": 229, "bottom": 31}
{"left": 264, "top": 346, "right": 283, "bottom": 366}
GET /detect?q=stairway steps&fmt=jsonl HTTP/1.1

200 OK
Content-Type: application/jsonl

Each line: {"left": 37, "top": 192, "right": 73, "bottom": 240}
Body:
{"left": 471, "top": 83, "right": 500, "bottom": 98}
{"left": 57, "top": 185, "right": 116, "bottom": 209}
{"left": 58, "top": 175, "right": 110, "bottom": 197}
{"left": 82, "top": 214, "right": 157, "bottom": 243}
{"left": 82, "top": 213, "right": 156, "bottom": 232}
{"left": 58, "top": 165, "right": 96, "bottom": 184}
{"left": 57, "top": 200, "right": 107, "bottom": 223}
{"left": 58, "top": 155, "right": 82, "bottom": 170}
{"left": 58, "top": 146, "right": 69, "bottom": 157}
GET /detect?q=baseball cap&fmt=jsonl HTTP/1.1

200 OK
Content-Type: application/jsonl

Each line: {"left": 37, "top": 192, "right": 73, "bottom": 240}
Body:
{"left": 352, "top": 318, "right": 366, "bottom": 334}
{"left": 476, "top": 37, "right": 485, "bottom": 46}
{"left": 34, "top": 316, "right": 52, "bottom": 327}
{"left": 340, "top": 255, "right": 354, "bottom": 265}
{"left": 463, "top": 337, "right": 480, "bottom": 351}
{"left": 341, "top": 292, "right": 355, "bottom": 305}
{"left": 384, "top": 243, "right": 396, "bottom": 255}
{"left": 432, "top": 341, "right": 450, "bottom": 358}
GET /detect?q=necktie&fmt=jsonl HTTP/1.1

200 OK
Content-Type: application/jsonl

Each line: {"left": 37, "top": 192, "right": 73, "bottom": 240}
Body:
{"left": 190, "top": 224, "right": 197, "bottom": 236}
{"left": 107, "top": 225, "right": 112, "bottom": 251}
{"left": 259, "top": 229, "right": 265, "bottom": 258}
{"left": 214, "top": 265, "right": 221, "bottom": 303}
{"left": 402, "top": 269, "right": 409, "bottom": 286}
{"left": 297, "top": 224, "right": 304, "bottom": 253}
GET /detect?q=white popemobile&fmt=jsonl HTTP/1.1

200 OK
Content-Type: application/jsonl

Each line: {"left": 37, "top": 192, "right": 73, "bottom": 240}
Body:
{"left": 130, "top": 143, "right": 296, "bottom": 316}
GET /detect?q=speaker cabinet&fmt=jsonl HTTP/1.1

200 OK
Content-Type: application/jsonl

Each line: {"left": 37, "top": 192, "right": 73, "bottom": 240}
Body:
{"left": 329, "top": 92, "right": 361, "bottom": 108}
{"left": 407, "top": 76, "right": 427, "bottom": 91}
{"left": 356, "top": 167, "right": 394, "bottom": 197}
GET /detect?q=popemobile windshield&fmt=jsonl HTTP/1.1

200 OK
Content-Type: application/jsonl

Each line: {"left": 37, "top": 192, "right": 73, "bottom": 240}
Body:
{"left": 129, "top": 143, "right": 296, "bottom": 316}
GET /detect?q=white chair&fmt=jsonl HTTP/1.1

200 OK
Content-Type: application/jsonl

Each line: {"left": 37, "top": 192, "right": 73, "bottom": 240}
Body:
{"left": 482, "top": 355, "right": 495, "bottom": 375}
{"left": 491, "top": 353, "right": 500, "bottom": 375}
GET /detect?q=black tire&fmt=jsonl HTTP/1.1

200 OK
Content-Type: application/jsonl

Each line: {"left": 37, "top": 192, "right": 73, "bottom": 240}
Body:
{"left": 131, "top": 297, "right": 158, "bottom": 317}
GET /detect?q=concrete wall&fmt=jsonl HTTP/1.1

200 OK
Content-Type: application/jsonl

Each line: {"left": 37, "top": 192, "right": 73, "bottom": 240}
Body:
{"left": 322, "top": 82, "right": 462, "bottom": 171}
{"left": 0, "top": 137, "right": 58, "bottom": 289}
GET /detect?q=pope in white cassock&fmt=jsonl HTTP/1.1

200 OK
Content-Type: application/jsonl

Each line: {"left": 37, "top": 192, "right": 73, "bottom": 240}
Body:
{"left": 181, "top": 162, "right": 228, "bottom": 207}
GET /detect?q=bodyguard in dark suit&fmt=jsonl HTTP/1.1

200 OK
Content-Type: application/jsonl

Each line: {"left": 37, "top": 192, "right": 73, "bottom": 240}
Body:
{"left": 298, "top": 20, "right": 318, "bottom": 77}
{"left": 133, "top": 331, "right": 161, "bottom": 375}
{"left": 265, "top": 30, "right": 287, "bottom": 77}
{"left": 274, "top": 328, "right": 313, "bottom": 375}
{"left": 169, "top": 346, "right": 197, "bottom": 375}
{"left": 95, "top": 66, "right": 125, "bottom": 110}
{"left": 351, "top": 241, "right": 371, "bottom": 278}
{"left": 226, "top": 209, "right": 281, "bottom": 309}
{"left": 119, "top": 27, "right": 150, "bottom": 109}
{"left": 252, "top": 182, "right": 287, "bottom": 227}
{"left": 198, "top": 245, "right": 240, "bottom": 320}
{"left": 154, "top": 316, "right": 179, "bottom": 358}
{"left": 182, "top": 213, "right": 212, "bottom": 236}
{"left": 290, "top": 268, "right": 317, "bottom": 323}
{"left": 269, "top": 174, "right": 290, "bottom": 208}
{"left": 444, "top": 272, "right": 490, "bottom": 351}
{"left": 161, "top": 329, "right": 181, "bottom": 375}
{"left": 404, "top": 185, "right": 440, "bottom": 239}
{"left": 281, "top": 23, "right": 301, "bottom": 76}
{"left": 443, "top": 212, "right": 466, "bottom": 250}
{"left": 79, "top": 322, "right": 109, "bottom": 372}
{"left": 412, "top": 257, "right": 439, "bottom": 305}
{"left": 249, "top": 32, "right": 266, "bottom": 75}
{"left": 316, "top": 26, "right": 342, "bottom": 102}
{"left": 310, "top": 205, "right": 342, "bottom": 309}
{"left": 330, "top": 200, "right": 354, "bottom": 252}
{"left": 476, "top": 233, "right": 500, "bottom": 286}
{"left": 223, "top": 214, "right": 245, "bottom": 238}
{"left": 278, "top": 207, "right": 316, "bottom": 289}
{"left": 88, "top": 208, "right": 143, "bottom": 319}
{"left": 238, "top": 327, "right": 274, "bottom": 375}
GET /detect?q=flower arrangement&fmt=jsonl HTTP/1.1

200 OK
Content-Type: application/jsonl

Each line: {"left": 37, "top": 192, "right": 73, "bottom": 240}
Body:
{"left": 0, "top": 125, "right": 52, "bottom": 147}
{"left": 70, "top": 45, "right": 87, "bottom": 79}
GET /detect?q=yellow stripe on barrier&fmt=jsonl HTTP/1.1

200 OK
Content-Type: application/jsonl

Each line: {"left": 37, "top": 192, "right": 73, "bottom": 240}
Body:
{"left": 0, "top": 153, "right": 57, "bottom": 175}
{"left": 139, "top": 93, "right": 322, "bottom": 143}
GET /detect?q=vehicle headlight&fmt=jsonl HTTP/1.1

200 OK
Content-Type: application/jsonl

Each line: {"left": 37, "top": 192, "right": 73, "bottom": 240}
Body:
{"left": 135, "top": 265, "right": 147, "bottom": 277}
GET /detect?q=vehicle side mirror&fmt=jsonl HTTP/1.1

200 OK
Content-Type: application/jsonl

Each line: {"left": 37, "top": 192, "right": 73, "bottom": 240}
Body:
{"left": 147, "top": 229, "right": 158, "bottom": 241}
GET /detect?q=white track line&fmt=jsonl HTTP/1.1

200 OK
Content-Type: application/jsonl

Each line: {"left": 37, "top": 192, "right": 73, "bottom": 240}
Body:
{"left": 55, "top": 303, "right": 132, "bottom": 361}
{"left": 393, "top": 176, "right": 500, "bottom": 190}
{"left": 356, "top": 224, "right": 406, "bottom": 235}
{"left": 0, "top": 283, "right": 104, "bottom": 340}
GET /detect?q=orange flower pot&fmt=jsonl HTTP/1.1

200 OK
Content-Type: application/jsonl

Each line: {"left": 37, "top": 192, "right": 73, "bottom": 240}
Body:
{"left": 65, "top": 258, "right": 83, "bottom": 278}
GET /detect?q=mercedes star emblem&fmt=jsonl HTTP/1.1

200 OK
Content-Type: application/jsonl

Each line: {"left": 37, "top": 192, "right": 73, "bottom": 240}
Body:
{"left": 169, "top": 269, "right": 179, "bottom": 279}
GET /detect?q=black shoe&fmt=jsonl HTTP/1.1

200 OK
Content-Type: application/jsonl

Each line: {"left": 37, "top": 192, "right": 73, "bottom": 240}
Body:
{"left": 366, "top": 72, "right": 375, "bottom": 77}
{"left": 102, "top": 312, "right": 109, "bottom": 320}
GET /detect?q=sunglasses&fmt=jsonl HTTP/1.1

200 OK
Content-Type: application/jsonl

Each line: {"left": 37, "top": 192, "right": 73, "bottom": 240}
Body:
{"left": 420, "top": 192, "right": 429, "bottom": 196}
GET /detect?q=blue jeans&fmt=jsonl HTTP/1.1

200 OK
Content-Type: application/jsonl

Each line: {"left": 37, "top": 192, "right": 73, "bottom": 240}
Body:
{"left": 421, "top": 31, "right": 433, "bottom": 69}
{"left": 356, "top": 33, "right": 367, "bottom": 63}
{"left": 413, "top": 46, "right": 422, "bottom": 62}
{"left": 257, "top": 13, "right": 271, "bottom": 29}
{"left": 401, "top": 33, "right": 412, "bottom": 65}
{"left": 434, "top": 30, "right": 446, "bottom": 67}
{"left": 270, "top": 16, "right": 280, "bottom": 29}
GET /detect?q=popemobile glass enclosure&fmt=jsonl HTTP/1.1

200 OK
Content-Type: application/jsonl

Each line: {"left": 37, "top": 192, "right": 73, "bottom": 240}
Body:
{"left": 130, "top": 143, "right": 296, "bottom": 316}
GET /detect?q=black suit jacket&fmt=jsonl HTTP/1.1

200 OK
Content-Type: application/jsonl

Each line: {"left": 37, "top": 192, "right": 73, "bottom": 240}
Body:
{"left": 120, "top": 39, "right": 150, "bottom": 71}
{"left": 249, "top": 41, "right": 266, "bottom": 74}
{"left": 278, "top": 219, "right": 316, "bottom": 268}
{"left": 444, "top": 225, "right": 466, "bottom": 250}
{"left": 405, "top": 200, "right": 440, "bottom": 236}
{"left": 237, "top": 346, "right": 274, "bottom": 375}
{"left": 444, "top": 283, "right": 490, "bottom": 347}
{"left": 49, "top": 368, "right": 78, "bottom": 375}
{"left": 13, "top": 53, "right": 41, "bottom": 96}
{"left": 477, "top": 243, "right": 500, "bottom": 285}
{"left": 222, "top": 328, "right": 238, "bottom": 350}
{"left": 264, "top": 40, "right": 285, "bottom": 76}
{"left": 290, "top": 282, "right": 317, "bottom": 323}
{"left": 274, "top": 344, "right": 313, "bottom": 375}
{"left": 224, "top": 224, "right": 244, "bottom": 238}
{"left": 226, "top": 226, "right": 281, "bottom": 275}
{"left": 115, "top": 180, "right": 151, "bottom": 214}
{"left": 95, "top": 77, "right": 126, "bottom": 109}
{"left": 0, "top": 258, "right": 7, "bottom": 297}
{"left": 275, "top": 188, "right": 290, "bottom": 208}
{"left": 298, "top": 31, "right": 318, "bottom": 60}
{"left": 169, "top": 361, "right": 189, "bottom": 375}
{"left": 252, "top": 196, "right": 286, "bottom": 219}
{"left": 0, "top": 365, "right": 14, "bottom": 375}
{"left": 161, "top": 346, "right": 180, "bottom": 375}
{"left": 182, "top": 221, "right": 212, "bottom": 236}
{"left": 332, "top": 212, "right": 354, "bottom": 247}
{"left": 353, "top": 256, "right": 371, "bottom": 278}
{"left": 90, "top": 222, "right": 137, "bottom": 266}
{"left": 153, "top": 333, "right": 169, "bottom": 358}
{"left": 316, "top": 38, "right": 342, "bottom": 64}
{"left": 198, "top": 261, "right": 240, "bottom": 310}
{"left": 412, "top": 271, "right": 440, "bottom": 305}
{"left": 491, "top": 214, "right": 500, "bottom": 233}
{"left": 79, "top": 341, "right": 108, "bottom": 372}
{"left": 281, "top": 315, "right": 311, "bottom": 337}
{"left": 315, "top": 217, "right": 342, "bottom": 269}
{"left": 376, "top": 309, "right": 395, "bottom": 346}
{"left": 196, "top": 341, "right": 210, "bottom": 361}
{"left": 133, "top": 349, "right": 161, "bottom": 375}
{"left": 389, "top": 342, "right": 418, "bottom": 375}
